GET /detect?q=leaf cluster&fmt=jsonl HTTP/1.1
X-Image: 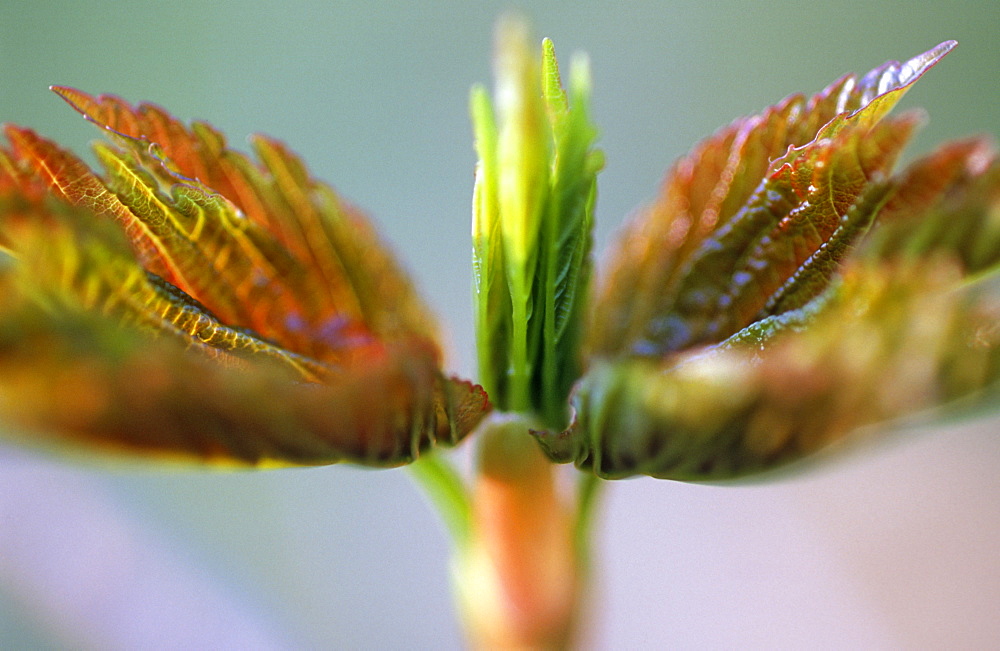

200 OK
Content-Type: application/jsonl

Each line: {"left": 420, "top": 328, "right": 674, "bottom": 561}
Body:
{"left": 471, "top": 23, "right": 603, "bottom": 429}
{"left": 537, "top": 41, "right": 1000, "bottom": 479}
{"left": 0, "top": 36, "right": 997, "bottom": 483}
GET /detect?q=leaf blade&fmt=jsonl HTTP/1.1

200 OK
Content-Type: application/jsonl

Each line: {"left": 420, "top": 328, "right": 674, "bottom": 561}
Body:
{"left": 589, "top": 42, "right": 955, "bottom": 358}
{"left": 0, "top": 88, "right": 492, "bottom": 467}
{"left": 546, "top": 42, "right": 996, "bottom": 480}
{"left": 50, "top": 86, "right": 440, "bottom": 347}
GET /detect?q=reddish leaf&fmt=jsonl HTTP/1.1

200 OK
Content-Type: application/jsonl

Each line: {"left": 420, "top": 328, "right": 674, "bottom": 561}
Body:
{"left": 537, "top": 43, "right": 1000, "bottom": 480}
{"left": 589, "top": 41, "right": 955, "bottom": 357}
{"left": 0, "top": 291, "right": 487, "bottom": 466}
{"left": 539, "top": 139, "right": 1000, "bottom": 480}
{"left": 2, "top": 125, "right": 177, "bottom": 282}
{"left": 862, "top": 137, "right": 1000, "bottom": 272}
{"left": 33, "top": 88, "right": 432, "bottom": 360}
{"left": 0, "top": 92, "right": 490, "bottom": 467}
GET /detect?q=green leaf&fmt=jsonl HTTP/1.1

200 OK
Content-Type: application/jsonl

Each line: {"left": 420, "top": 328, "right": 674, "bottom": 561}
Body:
{"left": 470, "top": 84, "right": 511, "bottom": 409}
{"left": 471, "top": 21, "right": 602, "bottom": 428}
{"left": 540, "top": 50, "right": 602, "bottom": 428}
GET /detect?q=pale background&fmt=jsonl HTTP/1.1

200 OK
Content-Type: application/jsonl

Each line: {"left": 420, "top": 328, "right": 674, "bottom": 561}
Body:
{"left": 1, "top": 1, "right": 999, "bottom": 648}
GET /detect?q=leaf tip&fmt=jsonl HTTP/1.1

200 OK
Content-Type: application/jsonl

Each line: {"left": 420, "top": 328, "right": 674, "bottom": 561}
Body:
{"left": 894, "top": 39, "right": 958, "bottom": 88}
{"left": 49, "top": 85, "right": 86, "bottom": 113}
{"left": 49, "top": 85, "right": 113, "bottom": 133}
{"left": 938, "top": 39, "right": 959, "bottom": 54}
{"left": 48, "top": 86, "right": 134, "bottom": 142}
{"left": 921, "top": 39, "right": 958, "bottom": 65}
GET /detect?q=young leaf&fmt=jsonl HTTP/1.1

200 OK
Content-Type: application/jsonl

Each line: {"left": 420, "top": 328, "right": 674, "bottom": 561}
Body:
{"left": 589, "top": 41, "right": 955, "bottom": 357}
{"left": 539, "top": 260, "right": 1000, "bottom": 480}
{"left": 0, "top": 290, "right": 486, "bottom": 467}
{"left": 535, "top": 42, "right": 1000, "bottom": 480}
{"left": 49, "top": 87, "right": 439, "bottom": 350}
{"left": 471, "top": 21, "right": 602, "bottom": 428}
{"left": 0, "top": 91, "right": 490, "bottom": 467}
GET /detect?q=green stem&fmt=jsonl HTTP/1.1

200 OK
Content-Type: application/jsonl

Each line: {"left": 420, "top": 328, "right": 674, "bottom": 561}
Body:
{"left": 573, "top": 471, "right": 603, "bottom": 578}
{"left": 408, "top": 453, "right": 472, "bottom": 548}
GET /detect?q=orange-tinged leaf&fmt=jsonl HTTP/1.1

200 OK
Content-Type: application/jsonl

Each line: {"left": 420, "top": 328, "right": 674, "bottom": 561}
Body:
{"left": 87, "top": 141, "right": 332, "bottom": 359}
{"left": 539, "top": 139, "right": 1000, "bottom": 479}
{"left": 589, "top": 42, "right": 954, "bottom": 357}
{"left": 0, "top": 190, "right": 331, "bottom": 381}
{"left": 51, "top": 86, "right": 437, "bottom": 344}
{"left": 0, "top": 292, "right": 487, "bottom": 467}
{"left": 2, "top": 125, "right": 178, "bottom": 282}
{"left": 0, "top": 90, "right": 491, "bottom": 467}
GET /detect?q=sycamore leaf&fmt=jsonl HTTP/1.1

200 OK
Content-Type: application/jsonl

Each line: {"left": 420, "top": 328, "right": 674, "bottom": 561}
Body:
{"left": 49, "top": 86, "right": 438, "bottom": 350}
{"left": 0, "top": 291, "right": 485, "bottom": 467}
{"left": 535, "top": 42, "right": 1000, "bottom": 480}
{"left": 540, "top": 256, "right": 1000, "bottom": 481}
{"left": 861, "top": 137, "right": 1000, "bottom": 271}
{"left": 589, "top": 40, "right": 955, "bottom": 357}
{"left": 537, "top": 139, "right": 1000, "bottom": 480}
{"left": 0, "top": 90, "right": 489, "bottom": 467}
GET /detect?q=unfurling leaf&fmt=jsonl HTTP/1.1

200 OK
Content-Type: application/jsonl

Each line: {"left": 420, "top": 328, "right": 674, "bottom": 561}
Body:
{"left": 536, "top": 41, "right": 1000, "bottom": 480}
{"left": 471, "top": 20, "right": 602, "bottom": 429}
{"left": 0, "top": 89, "right": 489, "bottom": 467}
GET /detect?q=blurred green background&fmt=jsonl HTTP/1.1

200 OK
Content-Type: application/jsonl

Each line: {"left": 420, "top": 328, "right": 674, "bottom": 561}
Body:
{"left": 1, "top": 1, "right": 998, "bottom": 648}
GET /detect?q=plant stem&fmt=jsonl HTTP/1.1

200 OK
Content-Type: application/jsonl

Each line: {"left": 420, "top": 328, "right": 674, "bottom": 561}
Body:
{"left": 450, "top": 413, "right": 592, "bottom": 649}
{"left": 408, "top": 453, "right": 472, "bottom": 547}
{"left": 573, "top": 471, "right": 603, "bottom": 576}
